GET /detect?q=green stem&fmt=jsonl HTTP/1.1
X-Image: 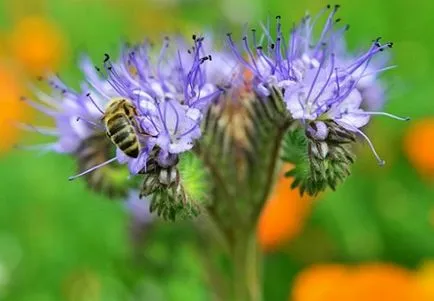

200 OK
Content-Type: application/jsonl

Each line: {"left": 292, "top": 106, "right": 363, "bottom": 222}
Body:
{"left": 195, "top": 215, "right": 262, "bottom": 301}
{"left": 231, "top": 230, "right": 262, "bottom": 301}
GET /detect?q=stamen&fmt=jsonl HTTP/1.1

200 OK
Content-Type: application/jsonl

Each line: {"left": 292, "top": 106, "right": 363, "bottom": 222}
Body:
{"left": 68, "top": 157, "right": 118, "bottom": 181}
{"left": 16, "top": 123, "right": 58, "bottom": 136}
{"left": 14, "top": 143, "right": 55, "bottom": 156}
{"left": 312, "top": 53, "right": 336, "bottom": 107}
{"left": 359, "top": 65, "right": 397, "bottom": 79}
{"left": 76, "top": 117, "right": 105, "bottom": 129}
{"left": 86, "top": 93, "right": 105, "bottom": 115}
{"left": 339, "top": 121, "right": 385, "bottom": 166}
{"left": 353, "top": 111, "right": 410, "bottom": 121}
{"left": 20, "top": 96, "right": 57, "bottom": 117}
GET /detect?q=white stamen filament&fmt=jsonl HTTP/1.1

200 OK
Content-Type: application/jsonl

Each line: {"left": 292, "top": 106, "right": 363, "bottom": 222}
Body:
{"left": 68, "top": 157, "right": 117, "bottom": 181}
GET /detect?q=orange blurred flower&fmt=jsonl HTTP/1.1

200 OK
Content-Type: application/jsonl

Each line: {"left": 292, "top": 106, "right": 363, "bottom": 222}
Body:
{"left": 257, "top": 163, "right": 314, "bottom": 251}
{"left": 8, "top": 16, "right": 66, "bottom": 75}
{"left": 292, "top": 264, "right": 350, "bottom": 301}
{"left": 292, "top": 263, "right": 428, "bottom": 301}
{"left": 0, "top": 65, "right": 29, "bottom": 154}
{"left": 404, "top": 118, "right": 434, "bottom": 179}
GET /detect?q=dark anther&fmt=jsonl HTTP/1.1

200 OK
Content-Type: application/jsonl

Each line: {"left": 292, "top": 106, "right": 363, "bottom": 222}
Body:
{"left": 388, "top": 42, "right": 394, "bottom": 48}
{"left": 103, "top": 53, "right": 110, "bottom": 63}
{"left": 62, "top": 89, "right": 67, "bottom": 94}
{"left": 375, "top": 37, "right": 382, "bottom": 42}
{"left": 86, "top": 93, "right": 91, "bottom": 97}
{"left": 192, "top": 34, "right": 197, "bottom": 40}
{"left": 164, "top": 36, "right": 170, "bottom": 41}
{"left": 208, "top": 55, "right": 212, "bottom": 61}
{"left": 345, "top": 24, "right": 350, "bottom": 31}
{"left": 276, "top": 15, "right": 281, "bottom": 19}
{"left": 270, "top": 43, "right": 275, "bottom": 49}
{"left": 326, "top": 4, "right": 331, "bottom": 8}
{"left": 335, "top": 18, "right": 341, "bottom": 22}
{"left": 276, "top": 37, "right": 281, "bottom": 41}
{"left": 335, "top": 4, "right": 341, "bottom": 9}
{"left": 95, "top": 66, "right": 101, "bottom": 72}
{"left": 226, "top": 32, "right": 232, "bottom": 37}
{"left": 187, "top": 49, "right": 192, "bottom": 54}
{"left": 251, "top": 28, "right": 256, "bottom": 32}
{"left": 108, "top": 66, "right": 112, "bottom": 71}
{"left": 242, "top": 36, "right": 247, "bottom": 40}
{"left": 256, "top": 46, "right": 263, "bottom": 50}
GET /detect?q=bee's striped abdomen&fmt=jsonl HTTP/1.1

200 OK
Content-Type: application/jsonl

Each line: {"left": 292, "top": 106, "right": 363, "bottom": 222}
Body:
{"left": 106, "top": 113, "right": 140, "bottom": 158}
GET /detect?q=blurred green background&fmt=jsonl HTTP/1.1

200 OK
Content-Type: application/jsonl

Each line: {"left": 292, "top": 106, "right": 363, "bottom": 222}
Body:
{"left": 1, "top": 0, "right": 434, "bottom": 300}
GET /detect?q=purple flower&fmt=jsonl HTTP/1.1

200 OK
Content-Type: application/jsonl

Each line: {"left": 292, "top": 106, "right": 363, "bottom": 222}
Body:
{"left": 226, "top": 5, "right": 408, "bottom": 165}
{"left": 24, "top": 36, "right": 223, "bottom": 179}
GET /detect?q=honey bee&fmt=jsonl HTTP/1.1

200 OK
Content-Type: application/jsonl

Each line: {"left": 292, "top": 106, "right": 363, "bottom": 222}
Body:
{"left": 102, "top": 97, "right": 140, "bottom": 158}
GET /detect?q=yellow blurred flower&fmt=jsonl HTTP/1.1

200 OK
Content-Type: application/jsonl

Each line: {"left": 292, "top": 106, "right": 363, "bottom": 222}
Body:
{"left": 8, "top": 16, "right": 66, "bottom": 75}
{"left": 292, "top": 263, "right": 428, "bottom": 301}
{"left": 404, "top": 118, "right": 434, "bottom": 179}
{"left": 257, "top": 163, "right": 314, "bottom": 252}
{"left": 0, "top": 65, "right": 29, "bottom": 154}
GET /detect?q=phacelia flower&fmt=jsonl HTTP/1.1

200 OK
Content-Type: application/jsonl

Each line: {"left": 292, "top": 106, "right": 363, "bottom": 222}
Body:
{"left": 24, "top": 35, "right": 223, "bottom": 180}
{"left": 226, "top": 5, "right": 409, "bottom": 165}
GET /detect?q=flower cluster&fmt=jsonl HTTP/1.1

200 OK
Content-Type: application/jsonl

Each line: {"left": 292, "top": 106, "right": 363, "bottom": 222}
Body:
{"left": 24, "top": 36, "right": 223, "bottom": 180}
{"left": 23, "top": 5, "right": 407, "bottom": 214}
{"left": 226, "top": 5, "right": 407, "bottom": 166}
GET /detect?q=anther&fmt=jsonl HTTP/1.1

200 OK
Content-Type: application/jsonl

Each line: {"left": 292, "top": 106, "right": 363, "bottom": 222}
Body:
{"left": 270, "top": 43, "right": 275, "bottom": 49}
{"left": 192, "top": 34, "right": 197, "bottom": 40}
{"left": 276, "top": 15, "right": 281, "bottom": 19}
{"left": 103, "top": 53, "right": 110, "bottom": 63}
{"left": 326, "top": 4, "right": 331, "bottom": 9}
{"left": 335, "top": 18, "right": 341, "bottom": 23}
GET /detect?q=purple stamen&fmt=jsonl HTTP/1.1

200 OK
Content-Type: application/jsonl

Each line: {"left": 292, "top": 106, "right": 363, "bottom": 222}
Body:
{"left": 68, "top": 157, "right": 118, "bottom": 181}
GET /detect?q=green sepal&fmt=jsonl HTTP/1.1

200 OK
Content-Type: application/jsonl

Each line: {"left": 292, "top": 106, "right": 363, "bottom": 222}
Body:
{"left": 282, "top": 123, "right": 357, "bottom": 197}
{"left": 139, "top": 152, "right": 209, "bottom": 222}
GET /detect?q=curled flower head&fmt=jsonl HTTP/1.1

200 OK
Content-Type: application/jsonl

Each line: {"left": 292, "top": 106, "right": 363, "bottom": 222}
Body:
{"left": 226, "top": 5, "right": 408, "bottom": 165}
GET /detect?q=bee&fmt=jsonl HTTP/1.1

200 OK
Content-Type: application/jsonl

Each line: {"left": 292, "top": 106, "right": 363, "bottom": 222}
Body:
{"left": 102, "top": 97, "right": 140, "bottom": 158}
